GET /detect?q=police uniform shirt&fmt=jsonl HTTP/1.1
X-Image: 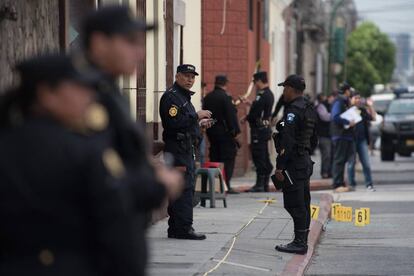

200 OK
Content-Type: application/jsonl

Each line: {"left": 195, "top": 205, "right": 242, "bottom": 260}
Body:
{"left": 0, "top": 118, "right": 137, "bottom": 276}
{"left": 160, "top": 82, "right": 200, "bottom": 168}
{"left": 246, "top": 87, "right": 275, "bottom": 126}
{"left": 86, "top": 65, "right": 167, "bottom": 212}
{"left": 276, "top": 96, "right": 318, "bottom": 171}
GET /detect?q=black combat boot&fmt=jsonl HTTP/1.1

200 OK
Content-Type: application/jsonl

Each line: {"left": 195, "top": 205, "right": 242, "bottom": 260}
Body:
{"left": 247, "top": 175, "right": 266, "bottom": 192}
{"left": 263, "top": 175, "right": 270, "bottom": 192}
{"left": 275, "top": 230, "right": 308, "bottom": 255}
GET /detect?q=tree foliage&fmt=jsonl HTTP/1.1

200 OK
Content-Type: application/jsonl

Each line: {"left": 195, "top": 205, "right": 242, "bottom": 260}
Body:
{"left": 346, "top": 22, "right": 395, "bottom": 96}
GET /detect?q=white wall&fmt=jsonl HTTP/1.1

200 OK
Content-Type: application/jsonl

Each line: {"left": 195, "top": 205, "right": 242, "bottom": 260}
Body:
{"left": 146, "top": 0, "right": 202, "bottom": 124}
{"left": 269, "top": 0, "right": 291, "bottom": 115}
{"left": 146, "top": 0, "right": 167, "bottom": 123}
{"left": 182, "top": 0, "right": 202, "bottom": 111}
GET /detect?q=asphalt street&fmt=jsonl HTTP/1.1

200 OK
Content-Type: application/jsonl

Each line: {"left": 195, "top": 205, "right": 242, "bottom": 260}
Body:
{"left": 306, "top": 151, "right": 414, "bottom": 276}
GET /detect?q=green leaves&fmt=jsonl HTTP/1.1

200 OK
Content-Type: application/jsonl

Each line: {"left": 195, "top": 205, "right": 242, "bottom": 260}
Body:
{"left": 346, "top": 22, "right": 396, "bottom": 96}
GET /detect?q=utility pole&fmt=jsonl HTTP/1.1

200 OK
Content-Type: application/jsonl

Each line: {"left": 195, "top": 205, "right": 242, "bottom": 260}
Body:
{"left": 325, "top": 0, "right": 345, "bottom": 95}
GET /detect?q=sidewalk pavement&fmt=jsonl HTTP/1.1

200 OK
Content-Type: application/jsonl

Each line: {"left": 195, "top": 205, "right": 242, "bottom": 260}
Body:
{"left": 147, "top": 192, "right": 332, "bottom": 276}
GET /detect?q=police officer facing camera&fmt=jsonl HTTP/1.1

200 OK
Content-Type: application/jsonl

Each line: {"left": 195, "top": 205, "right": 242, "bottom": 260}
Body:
{"left": 203, "top": 75, "right": 241, "bottom": 194}
{"left": 240, "top": 71, "right": 275, "bottom": 192}
{"left": 160, "top": 64, "right": 213, "bottom": 240}
{"left": 273, "top": 75, "right": 318, "bottom": 255}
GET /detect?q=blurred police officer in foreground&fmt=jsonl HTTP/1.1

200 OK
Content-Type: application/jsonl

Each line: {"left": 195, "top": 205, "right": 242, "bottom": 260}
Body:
{"left": 203, "top": 75, "right": 241, "bottom": 194}
{"left": 160, "top": 64, "right": 213, "bottom": 240}
{"left": 273, "top": 75, "right": 318, "bottom": 255}
{"left": 0, "top": 54, "right": 137, "bottom": 275}
{"left": 240, "top": 71, "right": 275, "bottom": 192}
{"left": 80, "top": 6, "right": 182, "bottom": 274}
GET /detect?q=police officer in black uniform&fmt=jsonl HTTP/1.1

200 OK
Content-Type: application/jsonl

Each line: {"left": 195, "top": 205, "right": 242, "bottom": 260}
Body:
{"left": 79, "top": 6, "right": 182, "bottom": 275}
{"left": 160, "top": 64, "right": 213, "bottom": 240}
{"left": 272, "top": 75, "right": 318, "bottom": 255}
{"left": 0, "top": 54, "right": 138, "bottom": 275}
{"left": 203, "top": 75, "right": 241, "bottom": 194}
{"left": 241, "top": 71, "right": 275, "bottom": 192}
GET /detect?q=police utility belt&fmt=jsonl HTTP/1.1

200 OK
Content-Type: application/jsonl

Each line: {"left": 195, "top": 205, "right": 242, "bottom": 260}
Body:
{"left": 165, "top": 132, "right": 193, "bottom": 142}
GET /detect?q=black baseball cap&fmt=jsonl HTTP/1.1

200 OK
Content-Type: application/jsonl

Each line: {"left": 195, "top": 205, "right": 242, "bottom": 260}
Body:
{"left": 215, "top": 75, "right": 228, "bottom": 85}
{"left": 253, "top": 71, "right": 268, "bottom": 82}
{"left": 176, "top": 64, "right": 199, "bottom": 76}
{"left": 82, "top": 6, "right": 155, "bottom": 42}
{"left": 15, "top": 54, "right": 100, "bottom": 88}
{"left": 278, "top": 74, "right": 306, "bottom": 91}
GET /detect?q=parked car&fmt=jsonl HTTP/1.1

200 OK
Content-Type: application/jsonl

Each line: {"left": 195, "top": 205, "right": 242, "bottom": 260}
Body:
{"left": 371, "top": 93, "right": 395, "bottom": 115}
{"left": 380, "top": 94, "right": 414, "bottom": 161}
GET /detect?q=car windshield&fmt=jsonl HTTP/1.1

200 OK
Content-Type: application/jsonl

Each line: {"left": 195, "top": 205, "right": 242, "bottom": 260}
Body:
{"left": 373, "top": 100, "right": 392, "bottom": 113}
{"left": 387, "top": 99, "right": 414, "bottom": 114}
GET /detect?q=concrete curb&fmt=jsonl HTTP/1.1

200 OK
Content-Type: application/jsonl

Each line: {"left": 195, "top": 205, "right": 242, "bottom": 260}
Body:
{"left": 281, "top": 193, "right": 334, "bottom": 276}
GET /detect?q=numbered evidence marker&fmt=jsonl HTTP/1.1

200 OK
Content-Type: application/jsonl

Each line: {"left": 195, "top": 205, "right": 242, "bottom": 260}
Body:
{"left": 343, "top": 207, "right": 353, "bottom": 222}
{"left": 361, "top": 208, "right": 370, "bottom": 225}
{"left": 331, "top": 203, "right": 341, "bottom": 221}
{"left": 355, "top": 209, "right": 365, "bottom": 226}
{"left": 334, "top": 206, "right": 343, "bottom": 221}
{"left": 310, "top": 204, "right": 320, "bottom": 220}
{"left": 335, "top": 206, "right": 353, "bottom": 222}
{"left": 354, "top": 208, "right": 371, "bottom": 227}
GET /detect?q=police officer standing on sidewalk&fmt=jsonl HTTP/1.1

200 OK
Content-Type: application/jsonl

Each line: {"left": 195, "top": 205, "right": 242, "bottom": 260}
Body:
{"left": 203, "top": 75, "right": 241, "bottom": 194}
{"left": 273, "top": 75, "right": 318, "bottom": 255}
{"left": 241, "top": 71, "right": 274, "bottom": 192}
{"left": 160, "top": 64, "right": 213, "bottom": 240}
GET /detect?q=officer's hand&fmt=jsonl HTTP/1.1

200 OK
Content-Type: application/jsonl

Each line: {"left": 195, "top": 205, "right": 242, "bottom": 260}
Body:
{"left": 275, "top": 170, "right": 284, "bottom": 181}
{"left": 349, "top": 120, "right": 356, "bottom": 128}
{"left": 197, "top": 110, "right": 212, "bottom": 120}
{"left": 199, "top": 118, "right": 213, "bottom": 129}
{"left": 154, "top": 163, "right": 184, "bottom": 200}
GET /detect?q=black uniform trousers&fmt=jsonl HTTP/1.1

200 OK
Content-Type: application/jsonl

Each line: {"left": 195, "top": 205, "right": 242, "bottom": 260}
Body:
{"left": 250, "top": 127, "right": 273, "bottom": 176}
{"left": 164, "top": 137, "right": 196, "bottom": 233}
{"left": 167, "top": 171, "right": 194, "bottom": 233}
{"left": 282, "top": 154, "right": 313, "bottom": 231}
{"left": 208, "top": 134, "right": 237, "bottom": 188}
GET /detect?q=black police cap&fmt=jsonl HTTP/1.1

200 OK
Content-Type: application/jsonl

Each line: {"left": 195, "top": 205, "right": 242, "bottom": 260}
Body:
{"left": 82, "top": 5, "right": 155, "bottom": 38}
{"left": 15, "top": 54, "right": 100, "bottom": 88}
{"left": 253, "top": 71, "right": 268, "bottom": 82}
{"left": 176, "top": 64, "right": 199, "bottom": 76}
{"left": 278, "top": 74, "right": 306, "bottom": 91}
{"left": 215, "top": 75, "right": 228, "bottom": 85}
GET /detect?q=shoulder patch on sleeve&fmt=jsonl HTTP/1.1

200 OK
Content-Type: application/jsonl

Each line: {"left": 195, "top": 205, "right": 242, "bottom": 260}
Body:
{"left": 169, "top": 105, "right": 178, "bottom": 117}
{"left": 286, "top": 113, "right": 296, "bottom": 124}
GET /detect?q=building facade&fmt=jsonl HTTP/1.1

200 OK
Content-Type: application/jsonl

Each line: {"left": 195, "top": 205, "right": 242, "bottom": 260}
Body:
{"left": 201, "top": 0, "right": 292, "bottom": 175}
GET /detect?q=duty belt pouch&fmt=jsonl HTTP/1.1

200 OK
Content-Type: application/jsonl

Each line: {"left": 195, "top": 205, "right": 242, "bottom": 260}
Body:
{"left": 262, "top": 127, "right": 272, "bottom": 140}
{"left": 251, "top": 128, "right": 259, "bottom": 144}
{"left": 177, "top": 133, "right": 191, "bottom": 153}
